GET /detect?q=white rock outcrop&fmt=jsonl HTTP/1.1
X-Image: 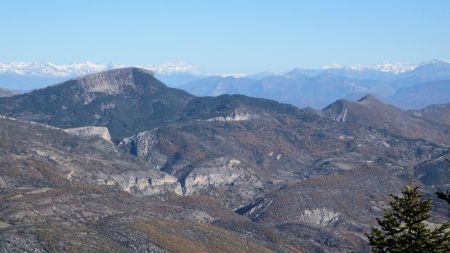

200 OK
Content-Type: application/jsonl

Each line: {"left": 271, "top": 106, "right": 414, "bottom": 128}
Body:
{"left": 77, "top": 68, "right": 150, "bottom": 95}
{"left": 64, "top": 126, "right": 112, "bottom": 142}
{"left": 334, "top": 107, "right": 348, "bottom": 122}
{"left": 205, "top": 111, "right": 254, "bottom": 122}
{"left": 298, "top": 208, "right": 340, "bottom": 227}
{"left": 114, "top": 171, "right": 183, "bottom": 196}
{"left": 118, "top": 129, "right": 169, "bottom": 166}
{"left": 67, "top": 169, "right": 182, "bottom": 196}
{"left": 184, "top": 158, "right": 263, "bottom": 197}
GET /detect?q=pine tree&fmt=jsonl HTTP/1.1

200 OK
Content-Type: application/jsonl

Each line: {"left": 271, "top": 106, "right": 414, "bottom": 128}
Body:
{"left": 366, "top": 185, "right": 450, "bottom": 253}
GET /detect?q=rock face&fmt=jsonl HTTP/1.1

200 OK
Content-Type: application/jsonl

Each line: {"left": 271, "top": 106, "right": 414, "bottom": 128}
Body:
{"left": 298, "top": 208, "right": 340, "bottom": 227}
{"left": 64, "top": 126, "right": 112, "bottom": 142}
{"left": 182, "top": 158, "right": 264, "bottom": 201}
{"left": 107, "top": 170, "right": 182, "bottom": 196}
{"left": 77, "top": 68, "right": 150, "bottom": 96}
{"left": 0, "top": 116, "right": 181, "bottom": 196}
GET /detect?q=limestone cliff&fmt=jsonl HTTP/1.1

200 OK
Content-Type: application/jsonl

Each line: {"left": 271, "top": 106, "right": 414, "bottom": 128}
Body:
{"left": 64, "top": 126, "right": 112, "bottom": 142}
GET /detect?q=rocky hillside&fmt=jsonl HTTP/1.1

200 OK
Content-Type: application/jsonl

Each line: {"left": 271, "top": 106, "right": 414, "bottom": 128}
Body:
{"left": 116, "top": 94, "right": 450, "bottom": 252}
{"left": 0, "top": 116, "right": 181, "bottom": 195}
{"left": 120, "top": 94, "right": 446, "bottom": 206}
{"left": 1, "top": 68, "right": 449, "bottom": 252}
{"left": 410, "top": 103, "right": 450, "bottom": 126}
{"left": 0, "top": 68, "right": 194, "bottom": 141}
{"left": 2, "top": 113, "right": 446, "bottom": 252}
{"left": 0, "top": 116, "right": 310, "bottom": 253}
{"left": 322, "top": 95, "right": 450, "bottom": 145}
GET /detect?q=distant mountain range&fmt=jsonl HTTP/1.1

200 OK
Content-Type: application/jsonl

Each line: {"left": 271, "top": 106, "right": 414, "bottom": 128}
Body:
{"left": 180, "top": 60, "right": 450, "bottom": 109}
{"left": 0, "top": 87, "right": 20, "bottom": 97}
{"left": 0, "top": 62, "right": 203, "bottom": 90}
{"left": 387, "top": 80, "right": 450, "bottom": 109}
{"left": 1, "top": 60, "right": 450, "bottom": 109}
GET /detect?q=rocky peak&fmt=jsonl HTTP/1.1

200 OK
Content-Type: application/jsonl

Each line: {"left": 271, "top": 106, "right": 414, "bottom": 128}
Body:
{"left": 321, "top": 94, "right": 450, "bottom": 145}
{"left": 323, "top": 95, "right": 386, "bottom": 122}
{"left": 410, "top": 103, "right": 450, "bottom": 126}
{"left": 0, "top": 67, "right": 195, "bottom": 141}
{"left": 357, "top": 94, "right": 384, "bottom": 105}
{"left": 323, "top": 94, "right": 399, "bottom": 124}
{"left": 75, "top": 67, "right": 163, "bottom": 95}
{"left": 416, "top": 59, "right": 450, "bottom": 70}
{"left": 321, "top": 99, "right": 352, "bottom": 122}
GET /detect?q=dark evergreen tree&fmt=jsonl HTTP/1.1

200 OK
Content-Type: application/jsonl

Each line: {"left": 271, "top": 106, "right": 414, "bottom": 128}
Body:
{"left": 366, "top": 185, "right": 450, "bottom": 253}
{"left": 435, "top": 159, "right": 450, "bottom": 205}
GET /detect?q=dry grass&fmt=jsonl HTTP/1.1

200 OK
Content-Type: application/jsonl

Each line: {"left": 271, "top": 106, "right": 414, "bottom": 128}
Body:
{"left": 36, "top": 225, "right": 125, "bottom": 253}
{"left": 133, "top": 218, "right": 275, "bottom": 253}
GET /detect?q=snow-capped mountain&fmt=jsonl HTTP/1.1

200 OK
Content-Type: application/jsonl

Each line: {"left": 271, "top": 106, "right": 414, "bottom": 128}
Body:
{"left": 0, "top": 62, "right": 201, "bottom": 77}
{"left": 0, "top": 62, "right": 204, "bottom": 89}
{"left": 180, "top": 60, "right": 450, "bottom": 109}
{"left": 323, "top": 62, "right": 417, "bottom": 74}
{"left": 0, "top": 62, "right": 109, "bottom": 77}
{"left": 1, "top": 60, "right": 450, "bottom": 108}
{"left": 1, "top": 60, "right": 447, "bottom": 80}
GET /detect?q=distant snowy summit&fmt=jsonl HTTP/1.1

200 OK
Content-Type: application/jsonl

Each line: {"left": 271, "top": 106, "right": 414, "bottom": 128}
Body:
{"left": 0, "top": 61, "right": 200, "bottom": 77}
{"left": 1, "top": 61, "right": 450, "bottom": 113}
{"left": 323, "top": 59, "right": 450, "bottom": 74}
{"left": 0, "top": 62, "right": 109, "bottom": 77}
{"left": 323, "top": 62, "right": 417, "bottom": 74}
{"left": 1, "top": 60, "right": 449, "bottom": 78}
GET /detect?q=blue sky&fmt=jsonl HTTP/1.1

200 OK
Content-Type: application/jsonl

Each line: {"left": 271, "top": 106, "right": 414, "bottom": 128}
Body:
{"left": 1, "top": 0, "right": 450, "bottom": 73}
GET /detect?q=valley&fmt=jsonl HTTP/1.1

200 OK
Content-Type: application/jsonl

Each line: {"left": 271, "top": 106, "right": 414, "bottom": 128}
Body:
{"left": 0, "top": 68, "right": 449, "bottom": 252}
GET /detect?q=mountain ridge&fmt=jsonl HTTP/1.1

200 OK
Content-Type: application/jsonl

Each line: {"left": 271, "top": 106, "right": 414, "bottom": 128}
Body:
{"left": 322, "top": 95, "right": 450, "bottom": 145}
{"left": 0, "top": 67, "right": 194, "bottom": 141}
{"left": 0, "top": 87, "right": 19, "bottom": 97}
{"left": 179, "top": 60, "right": 450, "bottom": 109}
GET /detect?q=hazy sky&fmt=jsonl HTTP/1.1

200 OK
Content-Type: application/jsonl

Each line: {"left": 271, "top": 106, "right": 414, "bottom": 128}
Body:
{"left": 1, "top": 0, "right": 450, "bottom": 73}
